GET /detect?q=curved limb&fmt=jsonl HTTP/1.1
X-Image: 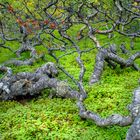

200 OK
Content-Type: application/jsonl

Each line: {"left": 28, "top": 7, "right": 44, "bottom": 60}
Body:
{"left": 3, "top": 54, "right": 45, "bottom": 66}
{"left": 89, "top": 48, "right": 140, "bottom": 85}
{"left": 77, "top": 86, "right": 140, "bottom": 130}
{"left": 15, "top": 43, "right": 37, "bottom": 58}
{"left": 89, "top": 50, "right": 105, "bottom": 85}
{"left": 77, "top": 100, "right": 132, "bottom": 127}
{"left": 0, "top": 62, "right": 80, "bottom": 100}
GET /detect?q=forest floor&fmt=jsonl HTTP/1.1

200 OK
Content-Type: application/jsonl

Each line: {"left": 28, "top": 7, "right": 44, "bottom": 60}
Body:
{"left": 0, "top": 29, "right": 140, "bottom": 140}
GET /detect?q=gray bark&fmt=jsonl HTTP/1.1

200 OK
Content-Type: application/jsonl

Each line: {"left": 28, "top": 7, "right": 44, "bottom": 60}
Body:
{"left": 0, "top": 62, "right": 80, "bottom": 100}
{"left": 0, "top": 62, "right": 140, "bottom": 139}
{"left": 3, "top": 54, "right": 45, "bottom": 66}
{"left": 126, "top": 87, "right": 140, "bottom": 140}
{"left": 77, "top": 86, "right": 140, "bottom": 140}
{"left": 89, "top": 47, "right": 140, "bottom": 85}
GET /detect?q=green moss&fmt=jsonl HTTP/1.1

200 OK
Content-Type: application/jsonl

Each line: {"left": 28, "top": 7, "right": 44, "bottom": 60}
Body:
{"left": 0, "top": 98, "right": 130, "bottom": 140}
{"left": 0, "top": 30, "right": 140, "bottom": 140}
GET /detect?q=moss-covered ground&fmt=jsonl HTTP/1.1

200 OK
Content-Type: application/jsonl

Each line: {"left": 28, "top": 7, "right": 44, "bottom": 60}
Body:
{"left": 0, "top": 28, "right": 140, "bottom": 140}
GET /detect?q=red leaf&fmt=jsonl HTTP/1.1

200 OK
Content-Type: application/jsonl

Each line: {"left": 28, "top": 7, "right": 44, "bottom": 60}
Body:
{"left": 50, "top": 23, "right": 56, "bottom": 29}
{"left": 44, "top": 19, "right": 49, "bottom": 25}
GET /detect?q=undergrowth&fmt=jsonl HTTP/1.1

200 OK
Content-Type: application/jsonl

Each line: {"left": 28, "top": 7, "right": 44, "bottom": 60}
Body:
{"left": 0, "top": 29, "right": 140, "bottom": 140}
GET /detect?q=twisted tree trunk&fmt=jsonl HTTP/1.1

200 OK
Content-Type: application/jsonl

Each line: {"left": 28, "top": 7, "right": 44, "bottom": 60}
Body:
{"left": 89, "top": 47, "right": 140, "bottom": 85}
{"left": 0, "top": 62, "right": 80, "bottom": 100}
{"left": 0, "top": 62, "right": 140, "bottom": 139}
{"left": 77, "top": 86, "right": 140, "bottom": 140}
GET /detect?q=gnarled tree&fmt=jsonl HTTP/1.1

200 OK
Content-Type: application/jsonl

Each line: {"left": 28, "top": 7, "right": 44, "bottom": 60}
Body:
{"left": 0, "top": 0, "right": 140, "bottom": 139}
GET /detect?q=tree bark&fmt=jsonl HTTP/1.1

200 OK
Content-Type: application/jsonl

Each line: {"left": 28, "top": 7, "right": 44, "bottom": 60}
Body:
{"left": 89, "top": 47, "right": 140, "bottom": 85}
{"left": 0, "top": 62, "right": 80, "bottom": 100}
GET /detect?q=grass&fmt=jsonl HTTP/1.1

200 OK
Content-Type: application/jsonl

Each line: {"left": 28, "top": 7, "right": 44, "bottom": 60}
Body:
{"left": 0, "top": 27, "right": 140, "bottom": 140}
